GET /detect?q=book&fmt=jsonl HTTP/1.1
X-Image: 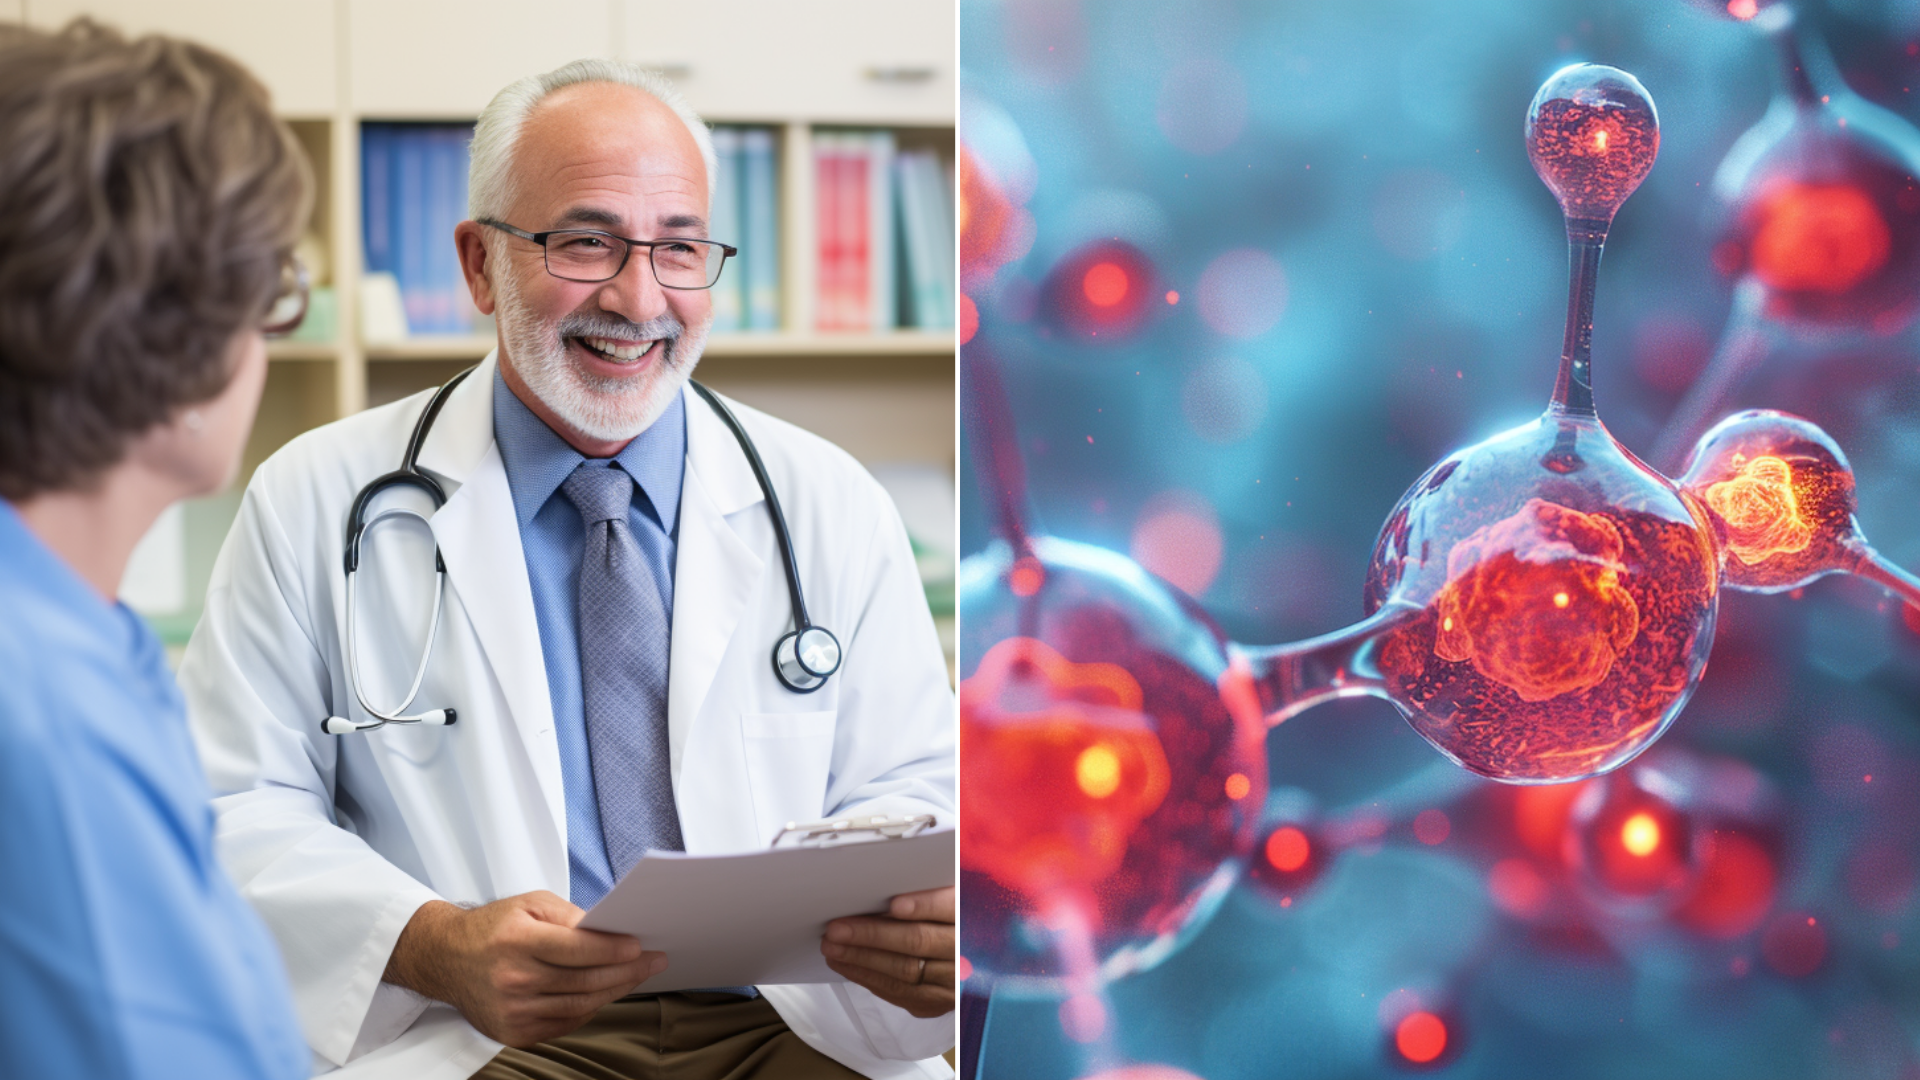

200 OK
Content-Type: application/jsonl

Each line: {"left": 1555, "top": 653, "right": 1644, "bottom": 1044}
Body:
{"left": 740, "top": 127, "right": 781, "bottom": 331}
{"left": 708, "top": 126, "right": 745, "bottom": 332}
{"left": 361, "top": 123, "right": 479, "bottom": 337}
{"left": 867, "top": 130, "right": 898, "bottom": 331}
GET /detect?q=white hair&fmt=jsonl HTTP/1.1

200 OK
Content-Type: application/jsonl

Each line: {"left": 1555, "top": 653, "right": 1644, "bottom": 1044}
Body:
{"left": 468, "top": 58, "right": 717, "bottom": 221}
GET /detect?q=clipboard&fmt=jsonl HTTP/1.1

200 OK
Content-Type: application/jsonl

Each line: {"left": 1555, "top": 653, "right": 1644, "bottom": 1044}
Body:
{"left": 577, "top": 816, "right": 954, "bottom": 992}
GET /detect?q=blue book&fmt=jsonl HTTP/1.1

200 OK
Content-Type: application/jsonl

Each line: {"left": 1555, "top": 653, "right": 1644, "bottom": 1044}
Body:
{"left": 361, "top": 125, "right": 393, "bottom": 276}
{"left": 428, "top": 127, "right": 472, "bottom": 334}
{"left": 740, "top": 127, "right": 781, "bottom": 331}
{"left": 707, "top": 126, "right": 745, "bottom": 332}
{"left": 394, "top": 130, "right": 430, "bottom": 334}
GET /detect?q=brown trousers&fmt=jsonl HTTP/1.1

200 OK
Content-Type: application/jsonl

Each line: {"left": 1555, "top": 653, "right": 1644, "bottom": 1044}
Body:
{"left": 473, "top": 992, "right": 866, "bottom": 1080}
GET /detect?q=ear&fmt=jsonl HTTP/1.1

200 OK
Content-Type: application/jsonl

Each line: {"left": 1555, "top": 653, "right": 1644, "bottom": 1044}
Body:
{"left": 454, "top": 220, "right": 498, "bottom": 316}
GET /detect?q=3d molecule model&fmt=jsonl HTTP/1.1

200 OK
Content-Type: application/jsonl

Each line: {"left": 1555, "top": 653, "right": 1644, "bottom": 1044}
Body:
{"left": 1651, "top": 0, "right": 1920, "bottom": 465}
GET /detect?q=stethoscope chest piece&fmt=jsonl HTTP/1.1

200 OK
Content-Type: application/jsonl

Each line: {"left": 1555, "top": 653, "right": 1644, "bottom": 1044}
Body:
{"left": 774, "top": 625, "right": 842, "bottom": 693}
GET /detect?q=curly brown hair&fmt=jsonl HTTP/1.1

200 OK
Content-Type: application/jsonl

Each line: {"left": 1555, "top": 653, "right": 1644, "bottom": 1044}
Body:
{"left": 0, "top": 19, "right": 313, "bottom": 500}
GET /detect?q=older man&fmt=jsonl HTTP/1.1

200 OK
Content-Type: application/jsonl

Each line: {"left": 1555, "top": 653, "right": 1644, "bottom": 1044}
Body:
{"left": 179, "top": 60, "right": 955, "bottom": 1080}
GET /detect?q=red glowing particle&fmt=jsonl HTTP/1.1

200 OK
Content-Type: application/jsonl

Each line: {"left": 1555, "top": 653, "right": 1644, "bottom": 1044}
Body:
{"left": 960, "top": 293, "right": 980, "bottom": 345}
{"left": 957, "top": 955, "right": 973, "bottom": 981}
{"left": 1728, "top": 0, "right": 1758, "bottom": 18}
{"left": 959, "top": 637, "right": 1173, "bottom": 893}
{"left": 1761, "top": 911, "right": 1828, "bottom": 978}
{"left": 1488, "top": 856, "right": 1549, "bottom": 918}
{"left": 1166, "top": 290, "right": 1180, "bottom": 304}
{"left": 1224, "top": 772, "right": 1252, "bottom": 800}
{"left": 1749, "top": 183, "right": 1891, "bottom": 295}
{"left": 1083, "top": 262, "right": 1131, "bottom": 307}
{"left": 960, "top": 145, "right": 1012, "bottom": 276}
{"left": 1009, "top": 557, "right": 1046, "bottom": 597}
{"left": 1052, "top": 240, "right": 1155, "bottom": 337}
{"left": 1673, "top": 830, "right": 1777, "bottom": 939}
{"left": 1514, "top": 782, "right": 1589, "bottom": 858}
{"left": 1431, "top": 499, "right": 1641, "bottom": 702}
{"left": 1266, "top": 826, "right": 1311, "bottom": 872}
{"left": 1526, "top": 66, "right": 1660, "bottom": 223}
{"left": 1572, "top": 776, "right": 1693, "bottom": 901}
{"left": 1413, "top": 809, "right": 1451, "bottom": 846}
{"left": 1395, "top": 1012, "right": 1449, "bottom": 1064}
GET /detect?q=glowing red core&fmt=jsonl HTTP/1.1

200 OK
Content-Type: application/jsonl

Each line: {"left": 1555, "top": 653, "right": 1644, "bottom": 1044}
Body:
{"left": 1266, "top": 826, "right": 1311, "bottom": 872}
{"left": 1396, "top": 1011, "right": 1449, "bottom": 1064}
{"left": 1083, "top": 262, "right": 1131, "bottom": 307}
{"left": 1432, "top": 499, "right": 1641, "bottom": 702}
{"left": 1750, "top": 183, "right": 1891, "bottom": 295}
{"left": 959, "top": 637, "right": 1172, "bottom": 893}
{"left": 1703, "top": 455, "right": 1814, "bottom": 566}
{"left": 1620, "top": 811, "right": 1661, "bottom": 857}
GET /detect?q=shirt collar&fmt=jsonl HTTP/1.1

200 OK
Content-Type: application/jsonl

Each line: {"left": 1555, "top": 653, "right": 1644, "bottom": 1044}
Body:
{"left": 491, "top": 367, "right": 687, "bottom": 535}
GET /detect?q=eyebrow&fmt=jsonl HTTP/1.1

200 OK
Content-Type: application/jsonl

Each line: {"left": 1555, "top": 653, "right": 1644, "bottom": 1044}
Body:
{"left": 552, "top": 207, "right": 709, "bottom": 236}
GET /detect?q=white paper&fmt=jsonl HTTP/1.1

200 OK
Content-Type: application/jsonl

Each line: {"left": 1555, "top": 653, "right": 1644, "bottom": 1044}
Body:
{"left": 578, "top": 829, "right": 955, "bottom": 992}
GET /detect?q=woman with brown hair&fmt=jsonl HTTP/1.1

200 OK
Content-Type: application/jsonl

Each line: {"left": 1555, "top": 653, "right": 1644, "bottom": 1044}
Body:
{"left": 0, "top": 20, "right": 313, "bottom": 1080}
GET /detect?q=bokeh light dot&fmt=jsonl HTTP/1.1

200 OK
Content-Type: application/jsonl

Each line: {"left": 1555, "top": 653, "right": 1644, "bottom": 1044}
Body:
{"left": 1197, "top": 249, "right": 1288, "bottom": 339}
{"left": 1084, "top": 262, "right": 1131, "bottom": 307}
{"left": 1266, "top": 826, "right": 1311, "bottom": 872}
{"left": 1395, "top": 1011, "right": 1449, "bottom": 1064}
{"left": 1413, "top": 809, "right": 1451, "bottom": 846}
{"left": 1225, "top": 772, "right": 1252, "bottom": 800}
{"left": 1131, "top": 493, "right": 1224, "bottom": 597}
{"left": 1489, "top": 857, "right": 1549, "bottom": 918}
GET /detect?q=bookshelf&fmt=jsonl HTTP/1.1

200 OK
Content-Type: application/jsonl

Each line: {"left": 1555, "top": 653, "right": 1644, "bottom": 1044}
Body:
{"left": 18, "top": 0, "right": 956, "bottom": 656}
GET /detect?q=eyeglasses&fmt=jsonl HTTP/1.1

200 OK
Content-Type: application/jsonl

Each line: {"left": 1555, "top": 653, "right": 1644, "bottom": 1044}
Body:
{"left": 479, "top": 219, "right": 736, "bottom": 289}
{"left": 263, "top": 256, "right": 310, "bottom": 338}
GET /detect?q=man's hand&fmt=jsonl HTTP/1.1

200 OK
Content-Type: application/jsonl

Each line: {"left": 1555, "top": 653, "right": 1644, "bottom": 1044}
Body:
{"left": 383, "top": 891, "right": 667, "bottom": 1047}
{"left": 822, "top": 886, "right": 954, "bottom": 1019}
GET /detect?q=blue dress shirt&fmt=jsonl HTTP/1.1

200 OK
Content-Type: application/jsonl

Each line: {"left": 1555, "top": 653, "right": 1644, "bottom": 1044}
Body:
{"left": 0, "top": 502, "right": 308, "bottom": 1080}
{"left": 492, "top": 368, "right": 685, "bottom": 910}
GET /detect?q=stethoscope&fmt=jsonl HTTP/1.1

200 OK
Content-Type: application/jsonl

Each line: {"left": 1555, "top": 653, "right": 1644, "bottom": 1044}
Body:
{"left": 321, "top": 367, "right": 843, "bottom": 735}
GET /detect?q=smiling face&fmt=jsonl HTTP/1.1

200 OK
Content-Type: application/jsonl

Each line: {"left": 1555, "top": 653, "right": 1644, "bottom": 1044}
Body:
{"left": 461, "top": 81, "right": 713, "bottom": 455}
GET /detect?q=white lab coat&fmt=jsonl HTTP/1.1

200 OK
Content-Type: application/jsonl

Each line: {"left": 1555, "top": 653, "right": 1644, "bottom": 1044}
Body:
{"left": 179, "top": 353, "right": 956, "bottom": 1080}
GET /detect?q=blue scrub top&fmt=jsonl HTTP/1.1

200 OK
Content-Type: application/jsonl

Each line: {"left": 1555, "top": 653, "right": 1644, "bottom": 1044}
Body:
{"left": 0, "top": 502, "right": 308, "bottom": 1080}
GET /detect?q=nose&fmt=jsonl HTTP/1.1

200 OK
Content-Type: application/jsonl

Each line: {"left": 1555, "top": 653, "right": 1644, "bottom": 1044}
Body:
{"left": 592, "top": 244, "right": 670, "bottom": 326}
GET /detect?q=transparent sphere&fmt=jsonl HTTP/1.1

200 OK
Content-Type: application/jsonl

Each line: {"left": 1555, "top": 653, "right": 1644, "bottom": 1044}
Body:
{"left": 958, "top": 536, "right": 1267, "bottom": 993}
{"left": 1527, "top": 64, "right": 1660, "bottom": 225}
{"left": 1676, "top": 409, "right": 1860, "bottom": 593}
{"left": 1363, "top": 412, "right": 1721, "bottom": 783}
{"left": 1565, "top": 755, "right": 1702, "bottom": 911}
{"left": 1714, "top": 93, "right": 1920, "bottom": 329}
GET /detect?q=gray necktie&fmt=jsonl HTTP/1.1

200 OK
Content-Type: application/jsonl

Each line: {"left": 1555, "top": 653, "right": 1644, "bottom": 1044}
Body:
{"left": 560, "top": 463, "right": 683, "bottom": 880}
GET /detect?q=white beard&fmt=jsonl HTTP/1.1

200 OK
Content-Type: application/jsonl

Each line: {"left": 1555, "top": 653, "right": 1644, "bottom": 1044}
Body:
{"left": 495, "top": 268, "right": 710, "bottom": 443}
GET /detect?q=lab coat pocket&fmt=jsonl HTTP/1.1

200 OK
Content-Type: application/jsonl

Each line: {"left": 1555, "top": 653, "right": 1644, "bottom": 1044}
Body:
{"left": 739, "top": 710, "right": 837, "bottom": 845}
